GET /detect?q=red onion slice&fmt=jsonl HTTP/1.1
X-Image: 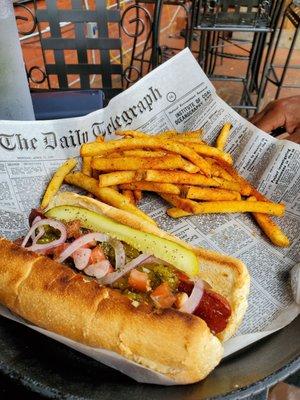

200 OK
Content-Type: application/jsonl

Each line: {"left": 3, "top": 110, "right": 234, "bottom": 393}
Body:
{"left": 84, "top": 260, "right": 111, "bottom": 279}
{"left": 179, "top": 278, "right": 204, "bottom": 314}
{"left": 57, "top": 232, "right": 109, "bottom": 263}
{"left": 100, "top": 254, "right": 151, "bottom": 285}
{"left": 73, "top": 248, "right": 92, "bottom": 270}
{"left": 109, "top": 239, "right": 125, "bottom": 270}
{"left": 32, "top": 226, "right": 45, "bottom": 244}
{"left": 22, "top": 219, "right": 67, "bottom": 252}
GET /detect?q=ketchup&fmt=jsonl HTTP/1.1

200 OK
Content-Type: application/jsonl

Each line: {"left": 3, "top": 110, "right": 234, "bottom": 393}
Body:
{"left": 178, "top": 280, "right": 231, "bottom": 334}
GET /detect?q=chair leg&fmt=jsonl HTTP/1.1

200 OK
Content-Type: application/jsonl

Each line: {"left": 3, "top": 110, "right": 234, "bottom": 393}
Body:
{"left": 275, "top": 24, "right": 299, "bottom": 99}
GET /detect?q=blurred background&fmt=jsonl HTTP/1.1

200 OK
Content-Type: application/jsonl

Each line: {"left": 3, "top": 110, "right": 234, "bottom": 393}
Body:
{"left": 13, "top": 0, "right": 300, "bottom": 116}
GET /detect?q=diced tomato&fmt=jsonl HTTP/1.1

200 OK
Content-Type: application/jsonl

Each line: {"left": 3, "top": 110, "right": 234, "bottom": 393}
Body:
{"left": 150, "top": 282, "right": 176, "bottom": 308}
{"left": 176, "top": 271, "right": 190, "bottom": 282}
{"left": 82, "top": 240, "right": 97, "bottom": 249}
{"left": 89, "top": 246, "right": 106, "bottom": 264}
{"left": 178, "top": 281, "right": 231, "bottom": 334}
{"left": 52, "top": 243, "right": 69, "bottom": 258}
{"left": 128, "top": 269, "right": 151, "bottom": 293}
{"left": 65, "top": 220, "right": 82, "bottom": 239}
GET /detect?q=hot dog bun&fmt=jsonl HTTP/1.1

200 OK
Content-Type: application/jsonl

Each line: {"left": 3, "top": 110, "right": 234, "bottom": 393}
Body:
{"left": 0, "top": 237, "right": 222, "bottom": 384}
{"left": 0, "top": 192, "right": 249, "bottom": 384}
{"left": 48, "top": 192, "right": 250, "bottom": 341}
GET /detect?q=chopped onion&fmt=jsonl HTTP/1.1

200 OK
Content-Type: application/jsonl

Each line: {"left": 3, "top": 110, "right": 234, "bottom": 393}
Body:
{"left": 100, "top": 254, "right": 151, "bottom": 285}
{"left": 22, "top": 219, "right": 67, "bottom": 252}
{"left": 109, "top": 239, "right": 125, "bottom": 270}
{"left": 85, "top": 260, "right": 111, "bottom": 279}
{"left": 179, "top": 278, "right": 204, "bottom": 314}
{"left": 57, "top": 232, "right": 109, "bottom": 263}
{"left": 73, "top": 248, "right": 92, "bottom": 270}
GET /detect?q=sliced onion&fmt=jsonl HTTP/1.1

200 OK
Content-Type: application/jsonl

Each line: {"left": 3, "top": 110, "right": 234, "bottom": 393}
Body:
{"left": 57, "top": 232, "right": 109, "bottom": 263}
{"left": 85, "top": 260, "right": 111, "bottom": 279}
{"left": 179, "top": 278, "right": 204, "bottom": 314}
{"left": 100, "top": 254, "right": 151, "bottom": 285}
{"left": 22, "top": 219, "right": 67, "bottom": 252}
{"left": 31, "top": 216, "right": 42, "bottom": 226}
{"left": 73, "top": 248, "right": 92, "bottom": 270}
{"left": 109, "top": 239, "right": 125, "bottom": 270}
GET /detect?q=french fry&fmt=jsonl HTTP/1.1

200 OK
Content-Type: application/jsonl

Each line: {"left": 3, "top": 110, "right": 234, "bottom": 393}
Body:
{"left": 98, "top": 171, "right": 143, "bottom": 187}
{"left": 205, "top": 158, "right": 234, "bottom": 181}
{"left": 120, "top": 182, "right": 181, "bottom": 194}
{"left": 247, "top": 196, "right": 290, "bottom": 247}
{"left": 95, "top": 136, "right": 104, "bottom": 143}
{"left": 81, "top": 138, "right": 212, "bottom": 177}
{"left": 167, "top": 208, "right": 192, "bottom": 218}
{"left": 157, "top": 130, "right": 203, "bottom": 140}
{"left": 122, "top": 189, "right": 135, "bottom": 204}
{"left": 64, "top": 172, "right": 156, "bottom": 225}
{"left": 174, "top": 137, "right": 204, "bottom": 144}
{"left": 82, "top": 156, "right": 92, "bottom": 177}
{"left": 184, "top": 143, "right": 233, "bottom": 164}
{"left": 41, "top": 158, "right": 77, "bottom": 209}
{"left": 161, "top": 194, "right": 285, "bottom": 216}
{"left": 115, "top": 130, "right": 148, "bottom": 138}
{"left": 122, "top": 150, "right": 167, "bottom": 158}
{"left": 92, "top": 155, "right": 188, "bottom": 171}
{"left": 212, "top": 177, "right": 245, "bottom": 193}
{"left": 134, "top": 190, "right": 143, "bottom": 204}
{"left": 183, "top": 186, "right": 241, "bottom": 201}
{"left": 216, "top": 123, "right": 232, "bottom": 151}
{"left": 156, "top": 130, "right": 178, "bottom": 138}
{"left": 215, "top": 161, "right": 252, "bottom": 195}
{"left": 145, "top": 170, "right": 242, "bottom": 192}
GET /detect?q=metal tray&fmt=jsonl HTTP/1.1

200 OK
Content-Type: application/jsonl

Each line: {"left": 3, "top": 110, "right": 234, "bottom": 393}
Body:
{"left": 0, "top": 314, "right": 299, "bottom": 399}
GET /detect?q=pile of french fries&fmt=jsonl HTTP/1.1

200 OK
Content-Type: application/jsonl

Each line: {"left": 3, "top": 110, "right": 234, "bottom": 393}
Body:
{"left": 41, "top": 124, "right": 290, "bottom": 248}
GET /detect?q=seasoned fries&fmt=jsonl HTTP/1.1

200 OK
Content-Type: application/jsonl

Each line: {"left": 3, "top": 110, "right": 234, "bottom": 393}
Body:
{"left": 167, "top": 208, "right": 192, "bottom": 218}
{"left": 45, "top": 124, "right": 288, "bottom": 248}
{"left": 183, "top": 187, "right": 241, "bottom": 201}
{"left": 161, "top": 194, "right": 285, "bottom": 216}
{"left": 134, "top": 190, "right": 142, "bottom": 203}
{"left": 41, "top": 158, "right": 77, "bottom": 209}
{"left": 144, "top": 170, "right": 242, "bottom": 192}
{"left": 98, "top": 171, "right": 142, "bottom": 187}
{"left": 122, "top": 189, "right": 136, "bottom": 204}
{"left": 92, "top": 155, "right": 190, "bottom": 172}
{"left": 82, "top": 157, "right": 92, "bottom": 177}
{"left": 247, "top": 197, "right": 290, "bottom": 247}
{"left": 120, "top": 182, "right": 181, "bottom": 194}
{"left": 81, "top": 137, "right": 212, "bottom": 177}
{"left": 216, "top": 123, "right": 232, "bottom": 151}
{"left": 64, "top": 172, "right": 156, "bottom": 225}
{"left": 183, "top": 143, "right": 233, "bottom": 164}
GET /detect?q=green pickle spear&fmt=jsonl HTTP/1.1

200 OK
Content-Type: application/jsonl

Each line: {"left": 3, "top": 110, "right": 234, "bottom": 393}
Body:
{"left": 45, "top": 205, "right": 199, "bottom": 277}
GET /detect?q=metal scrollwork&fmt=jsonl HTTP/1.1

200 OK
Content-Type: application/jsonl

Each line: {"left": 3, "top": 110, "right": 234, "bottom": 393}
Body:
{"left": 120, "top": 3, "right": 152, "bottom": 38}
{"left": 14, "top": 3, "right": 37, "bottom": 36}
{"left": 27, "top": 66, "right": 47, "bottom": 85}
{"left": 120, "top": 2, "right": 155, "bottom": 86}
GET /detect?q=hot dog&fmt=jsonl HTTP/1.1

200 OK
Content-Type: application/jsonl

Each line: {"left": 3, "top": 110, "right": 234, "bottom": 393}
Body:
{"left": 0, "top": 192, "right": 250, "bottom": 384}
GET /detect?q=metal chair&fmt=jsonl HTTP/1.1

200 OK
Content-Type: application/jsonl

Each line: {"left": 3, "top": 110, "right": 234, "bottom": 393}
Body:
{"left": 257, "top": 2, "right": 300, "bottom": 105}
{"left": 120, "top": 0, "right": 192, "bottom": 87}
{"left": 18, "top": 0, "right": 124, "bottom": 103}
{"left": 188, "top": 0, "right": 284, "bottom": 113}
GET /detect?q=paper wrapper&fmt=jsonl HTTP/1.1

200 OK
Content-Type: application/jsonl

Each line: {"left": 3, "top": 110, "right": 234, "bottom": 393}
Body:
{"left": 0, "top": 49, "right": 299, "bottom": 384}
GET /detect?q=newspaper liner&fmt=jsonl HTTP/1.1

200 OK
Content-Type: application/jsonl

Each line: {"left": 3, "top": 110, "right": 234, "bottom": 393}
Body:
{"left": 0, "top": 49, "right": 299, "bottom": 384}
